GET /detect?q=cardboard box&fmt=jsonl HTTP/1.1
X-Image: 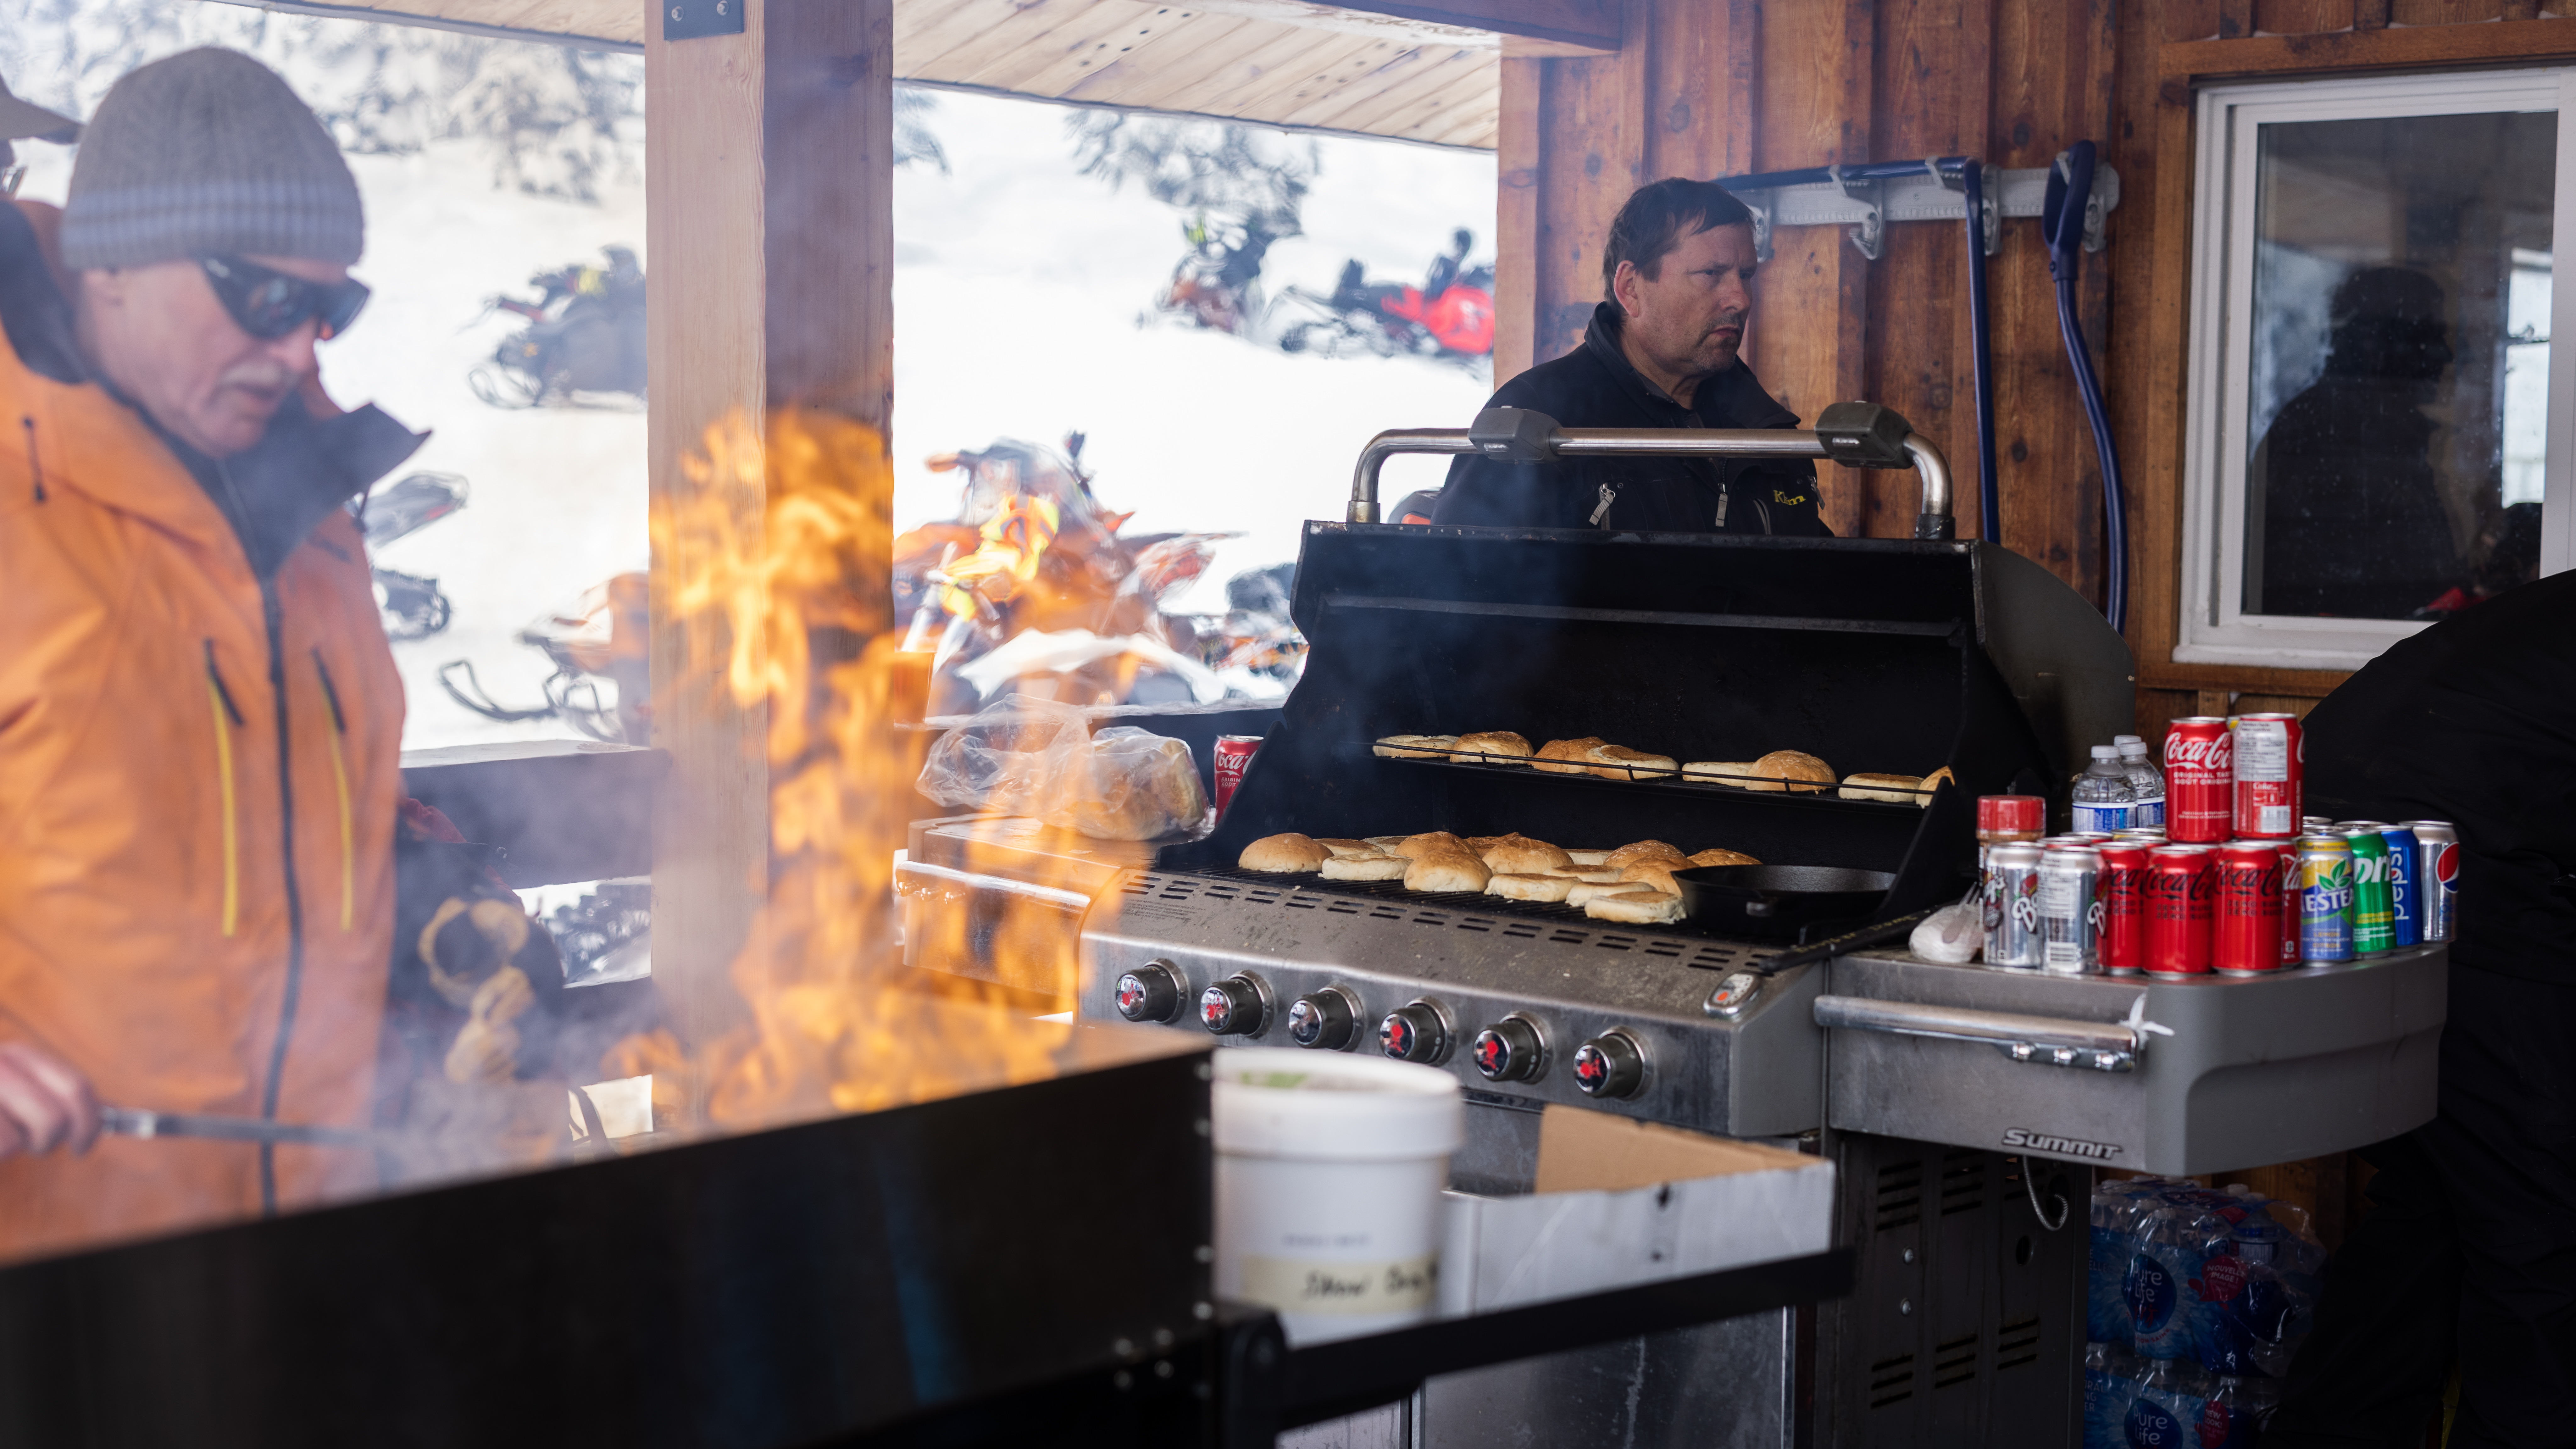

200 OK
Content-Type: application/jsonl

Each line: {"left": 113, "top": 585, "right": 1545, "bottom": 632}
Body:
{"left": 1437, "top": 1106, "right": 1836, "bottom": 1316}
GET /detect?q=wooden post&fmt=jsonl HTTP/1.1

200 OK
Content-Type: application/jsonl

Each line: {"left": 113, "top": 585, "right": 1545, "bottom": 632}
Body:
{"left": 645, "top": 0, "right": 896, "bottom": 1063}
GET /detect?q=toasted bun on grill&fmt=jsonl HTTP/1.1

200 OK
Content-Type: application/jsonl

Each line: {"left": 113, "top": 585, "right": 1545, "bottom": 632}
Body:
{"left": 1365, "top": 835, "right": 1410, "bottom": 850}
{"left": 1568, "top": 880, "right": 1657, "bottom": 906}
{"left": 1839, "top": 772, "right": 1924, "bottom": 804}
{"left": 1687, "top": 848, "right": 1762, "bottom": 868}
{"left": 1394, "top": 831, "right": 1469, "bottom": 860}
{"left": 1322, "top": 853, "right": 1411, "bottom": 881}
{"left": 1240, "top": 833, "right": 1329, "bottom": 873}
{"left": 1682, "top": 761, "right": 1761, "bottom": 787}
{"left": 1486, "top": 872, "right": 1575, "bottom": 902}
{"left": 1404, "top": 852, "right": 1491, "bottom": 893}
{"left": 1549, "top": 868, "right": 1626, "bottom": 883}
{"left": 1618, "top": 861, "right": 1682, "bottom": 895}
{"left": 1374, "top": 734, "right": 1458, "bottom": 759}
{"left": 1450, "top": 731, "right": 1533, "bottom": 764}
{"left": 1921, "top": 766, "right": 1955, "bottom": 798}
{"left": 1483, "top": 836, "right": 1574, "bottom": 874}
{"left": 1586, "top": 890, "right": 1686, "bottom": 924}
{"left": 1746, "top": 750, "right": 1835, "bottom": 794}
{"left": 1586, "top": 743, "right": 1679, "bottom": 781}
{"left": 1534, "top": 737, "right": 1608, "bottom": 775}
{"left": 1603, "top": 840, "right": 1686, "bottom": 869}
{"left": 1313, "top": 837, "right": 1378, "bottom": 857}
{"left": 1564, "top": 848, "right": 1611, "bottom": 866}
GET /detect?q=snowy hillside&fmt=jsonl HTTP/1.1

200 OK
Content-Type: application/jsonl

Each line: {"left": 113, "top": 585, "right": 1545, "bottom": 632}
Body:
{"left": 2, "top": 11, "right": 1496, "bottom": 750}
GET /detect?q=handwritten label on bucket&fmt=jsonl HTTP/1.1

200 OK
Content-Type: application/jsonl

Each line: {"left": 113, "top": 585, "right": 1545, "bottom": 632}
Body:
{"left": 1242, "top": 1251, "right": 1439, "bottom": 1314}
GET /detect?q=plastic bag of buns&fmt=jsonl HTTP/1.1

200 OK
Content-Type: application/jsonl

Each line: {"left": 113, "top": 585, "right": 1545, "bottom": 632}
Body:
{"left": 916, "top": 693, "right": 1211, "bottom": 842}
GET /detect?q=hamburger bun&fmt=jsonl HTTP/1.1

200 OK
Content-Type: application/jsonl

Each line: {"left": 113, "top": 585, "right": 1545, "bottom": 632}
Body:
{"left": 1393, "top": 831, "right": 1469, "bottom": 860}
{"left": 1534, "top": 736, "right": 1608, "bottom": 775}
{"left": 1313, "top": 837, "right": 1378, "bottom": 857}
{"left": 1839, "top": 772, "right": 1925, "bottom": 804}
{"left": 1746, "top": 750, "right": 1835, "bottom": 794}
{"left": 1364, "top": 835, "right": 1410, "bottom": 851}
{"left": 1564, "top": 848, "right": 1611, "bottom": 867}
{"left": 1374, "top": 734, "right": 1458, "bottom": 759}
{"left": 1681, "top": 761, "right": 1761, "bottom": 787}
{"left": 1485, "top": 872, "right": 1575, "bottom": 902}
{"left": 1321, "top": 853, "right": 1410, "bottom": 881}
{"left": 1240, "top": 833, "right": 1329, "bottom": 873}
{"left": 1450, "top": 731, "right": 1533, "bottom": 764}
{"left": 1548, "top": 869, "right": 1627, "bottom": 883}
{"left": 1687, "top": 848, "right": 1762, "bottom": 868}
{"left": 1603, "top": 840, "right": 1686, "bottom": 869}
{"left": 1585, "top": 890, "right": 1686, "bottom": 924}
{"left": 1483, "top": 835, "right": 1574, "bottom": 874}
{"left": 1921, "top": 766, "right": 1956, "bottom": 798}
{"left": 1568, "top": 880, "right": 1659, "bottom": 906}
{"left": 1404, "top": 852, "right": 1491, "bottom": 893}
{"left": 1618, "top": 861, "right": 1682, "bottom": 895}
{"left": 1586, "top": 743, "right": 1679, "bottom": 781}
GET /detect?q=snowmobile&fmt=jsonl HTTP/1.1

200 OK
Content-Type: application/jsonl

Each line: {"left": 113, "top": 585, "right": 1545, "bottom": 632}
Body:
{"left": 1152, "top": 213, "right": 1280, "bottom": 337}
{"left": 468, "top": 246, "right": 647, "bottom": 409}
{"left": 438, "top": 572, "right": 650, "bottom": 744}
{"left": 1270, "top": 227, "right": 1495, "bottom": 364}
{"left": 356, "top": 471, "right": 468, "bottom": 641}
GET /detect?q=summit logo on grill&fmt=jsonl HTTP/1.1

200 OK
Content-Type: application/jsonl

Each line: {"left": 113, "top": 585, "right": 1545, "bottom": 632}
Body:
{"left": 2001, "top": 1127, "right": 2124, "bottom": 1160}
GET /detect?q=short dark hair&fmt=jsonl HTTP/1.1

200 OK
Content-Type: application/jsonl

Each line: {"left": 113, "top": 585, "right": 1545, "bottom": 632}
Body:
{"left": 1602, "top": 178, "right": 1754, "bottom": 299}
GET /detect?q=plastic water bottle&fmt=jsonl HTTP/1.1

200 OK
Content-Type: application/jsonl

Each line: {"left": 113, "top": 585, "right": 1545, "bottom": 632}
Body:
{"left": 2089, "top": 1186, "right": 2132, "bottom": 1343}
{"left": 2128, "top": 1200, "right": 2223, "bottom": 1361}
{"left": 2115, "top": 736, "right": 2167, "bottom": 829}
{"left": 2084, "top": 1341, "right": 2140, "bottom": 1449}
{"left": 2124, "top": 1357, "right": 2213, "bottom": 1447}
{"left": 2074, "top": 745, "right": 2135, "bottom": 832}
{"left": 2197, "top": 1375, "right": 2261, "bottom": 1448}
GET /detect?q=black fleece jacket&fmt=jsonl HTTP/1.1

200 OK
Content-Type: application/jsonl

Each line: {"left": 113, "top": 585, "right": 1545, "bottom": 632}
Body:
{"left": 1430, "top": 301, "right": 1828, "bottom": 535}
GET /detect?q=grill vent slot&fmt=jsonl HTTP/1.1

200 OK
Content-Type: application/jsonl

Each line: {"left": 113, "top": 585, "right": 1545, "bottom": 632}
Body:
{"left": 1326, "top": 900, "right": 1361, "bottom": 915}
{"left": 1203, "top": 885, "right": 1241, "bottom": 901}
{"left": 1283, "top": 895, "right": 1319, "bottom": 910}
{"left": 1455, "top": 918, "right": 1492, "bottom": 932}
{"left": 1644, "top": 941, "right": 1684, "bottom": 958}
{"left": 1874, "top": 1162, "right": 1924, "bottom": 1231}
{"left": 1591, "top": 935, "right": 1635, "bottom": 952}
{"left": 1245, "top": 888, "right": 1281, "bottom": 905}
{"left": 1867, "top": 1352, "right": 1915, "bottom": 1409}
{"left": 1548, "top": 929, "right": 1588, "bottom": 945}
{"left": 1120, "top": 876, "right": 1151, "bottom": 896}
{"left": 1411, "top": 911, "right": 1452, "bottom": 928}
{"left": 1995, "top": 1316, "right": 2042, "bottom": 1372}
{"left": 1502, "top": 923, "right": 1540, "bottom": 939}
{"left": 1939, "top": 1151, "right": 1985, "bottom": 1216}
{"left": 1932, "top": 1331, "right": 1980, "bottom": 1390}
{"left": 1368, "top": 904, "right": 1407, "bottom": 920}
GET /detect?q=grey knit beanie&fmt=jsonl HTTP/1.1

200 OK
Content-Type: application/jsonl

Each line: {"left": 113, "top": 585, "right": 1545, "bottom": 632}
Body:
{"left": 60, "top": 48, "right": 362, "bottom": 270}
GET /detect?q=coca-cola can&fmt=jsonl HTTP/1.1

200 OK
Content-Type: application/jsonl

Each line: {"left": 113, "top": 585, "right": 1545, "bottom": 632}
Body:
{"left": 2037, "top": 846, "right": 2103, "bottom": 975}
{"left": 2144, "top": 845, "right": 2215, "bottom": 974}
{"left": 1211, "top": 734, "right": 1263, "bottom": 815}
{"left": 1981, "top": 843, "right": 2046, "bottom": 969}
{"left": 2276, "top": 841, "right": 2305, "bottom": 967}
{"left": 2214, "top": 842, "right": 2284, "bottom": 975}
{"left": 2165, "top": 717, "right": 2234, "bottom": 843}
{"left": 2231, "top": 713, "right": 2304, "bottom": 839}
{"left": 2097, "top": 843, "right": 2150, "bottom": 975}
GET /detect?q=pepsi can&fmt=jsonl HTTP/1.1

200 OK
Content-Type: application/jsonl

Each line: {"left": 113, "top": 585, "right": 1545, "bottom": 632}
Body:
{"left": 2298, "top": 833, "right": 2355, "bottom": 963}
{"left": 1982, "top": 843, "right": 2045, "bottom": 968}
{"left": 2377, "top": 825, "right": 2419, "bottom": 948}
{"left": 2404, "top": 821, "right": 2458, "bottom": 942}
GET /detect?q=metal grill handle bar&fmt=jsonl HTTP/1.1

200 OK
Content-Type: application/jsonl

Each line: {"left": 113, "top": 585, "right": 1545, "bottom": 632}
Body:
{"left": 1348, "top": 404, "right": 1954, "bottom": 540}
{"left": 1813, "top": 995, "right": 2143, "bottom": 1072}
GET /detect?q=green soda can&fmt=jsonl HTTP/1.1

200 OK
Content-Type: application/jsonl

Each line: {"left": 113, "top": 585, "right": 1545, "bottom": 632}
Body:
{"left": 2347, "top": 827, "right": 2394, "bottom": 954}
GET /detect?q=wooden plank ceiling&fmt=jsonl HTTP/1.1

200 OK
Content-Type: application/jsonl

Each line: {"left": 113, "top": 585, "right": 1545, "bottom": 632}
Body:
{"left": 215, "top": 0, "right": 1501, "bottom": 148}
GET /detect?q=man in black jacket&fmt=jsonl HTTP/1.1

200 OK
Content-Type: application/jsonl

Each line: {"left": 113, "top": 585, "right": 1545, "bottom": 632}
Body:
{"left": 1431, "top": 177, "right": 1825, "bottom": 534}
{"left": 2264, "top": 571, "right": 2576, "bottom": 1448}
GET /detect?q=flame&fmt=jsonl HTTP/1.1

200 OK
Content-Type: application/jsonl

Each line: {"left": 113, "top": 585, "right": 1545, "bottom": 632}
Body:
{"left": 612, "top": 407, "right": 1073, "bottom": 1133}
{"left": 935, "top": 494, "right": 1062, "bottom": 618}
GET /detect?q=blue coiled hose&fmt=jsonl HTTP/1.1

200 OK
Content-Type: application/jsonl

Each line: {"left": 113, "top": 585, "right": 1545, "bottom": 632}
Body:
{"left": 2042, "top": 140, "right": 2129, "bottom": 633}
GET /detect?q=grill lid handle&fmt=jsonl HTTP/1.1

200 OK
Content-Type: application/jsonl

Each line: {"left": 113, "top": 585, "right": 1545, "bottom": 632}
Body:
{"left": 1813, "top": 402, "right": 1915, "bottom": 467}
{"left": 1467, "top": 406, "right": 1561, "bottom": 461}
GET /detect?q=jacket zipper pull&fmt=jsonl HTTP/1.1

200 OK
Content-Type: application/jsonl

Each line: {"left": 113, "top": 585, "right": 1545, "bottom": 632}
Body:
{"left": 1715, "top": 489, "right": 1731, "bottom": 529}
{"left": 1589, "top": 481, "right": 1619, "bottom": 526}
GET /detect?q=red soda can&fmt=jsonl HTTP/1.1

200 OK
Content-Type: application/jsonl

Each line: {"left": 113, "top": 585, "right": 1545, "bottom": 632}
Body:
{"left": 2144, "top": 845, "right": 2215, "bottom": 974}
{"left": 2230, "top": 713, "right": 2304, "bottom": 839}
{"left": 2214, "top": 842, "right": 2284, "bottom": 975}
{"left": 2165, "top": 718, "right": 2234, "bottom": 843}
{"left": 1211, "top": 734, "right": 1263, "bottom": 815}
{"left": 2275, "top": 841, "right": 2305, "bottom": 967}
{"left": 2097, "top": 843, "right": 2150, "bottom": 975}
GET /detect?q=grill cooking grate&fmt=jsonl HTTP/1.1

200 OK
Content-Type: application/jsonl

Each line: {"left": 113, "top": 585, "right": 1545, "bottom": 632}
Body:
{"left": 1126, "top": 867, "right": 1764, "bottom": 970}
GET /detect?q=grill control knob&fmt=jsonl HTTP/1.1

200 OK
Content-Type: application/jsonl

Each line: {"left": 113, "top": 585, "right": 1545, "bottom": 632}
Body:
{"left": 1470, "top": 1014, "right": 1547, "bottom": 1083}
{"left": 1571, "top": 1030, "right": 1650, "bottom": 1099}
{"left": 1285, "top": 986, "right": 1362, "bottom": 1050}
{"left": 1198, "top": 974, "right": 1271, "bottom": 1036}
{"left": 1114, "top": 961, "right": 1184, "bottom": 1023}
{"left": 1379, "top": 1000, "right": 1453, "bottom": 1065}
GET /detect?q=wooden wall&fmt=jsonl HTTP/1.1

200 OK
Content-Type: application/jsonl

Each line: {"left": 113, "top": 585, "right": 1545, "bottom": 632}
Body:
{"left": 1496, "top": 0, "right": 2576, "bottom": 728}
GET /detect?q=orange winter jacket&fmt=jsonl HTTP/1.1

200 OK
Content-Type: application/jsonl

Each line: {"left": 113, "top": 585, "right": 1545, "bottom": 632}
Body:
{"left": 0, "top": 202, "right": 418, "bottom": 1262}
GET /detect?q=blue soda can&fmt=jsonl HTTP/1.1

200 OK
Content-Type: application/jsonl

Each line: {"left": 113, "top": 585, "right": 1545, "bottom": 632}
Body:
{"left": 2377, "top": 826, "right": 2419, "bottom": 948}
{"left": 2297, "top": 834, "right": 2354, "bottom": 963}
{"left": 2404, "top": 821, "right": 2457, "bottom": 942}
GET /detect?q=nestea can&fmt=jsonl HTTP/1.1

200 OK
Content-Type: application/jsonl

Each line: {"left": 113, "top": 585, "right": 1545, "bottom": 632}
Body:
{"left": 2297, "top": 833, "right": 2355, "bottom": 963}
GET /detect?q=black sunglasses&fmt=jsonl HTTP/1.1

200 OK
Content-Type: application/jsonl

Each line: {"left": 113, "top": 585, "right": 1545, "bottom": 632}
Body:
{"left": 199, "top": 254, "right": 371, "bottom": 341}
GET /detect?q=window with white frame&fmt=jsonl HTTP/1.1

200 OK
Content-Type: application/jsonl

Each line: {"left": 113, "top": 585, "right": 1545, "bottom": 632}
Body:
{"left": 2179, "top": 70, "right": 2576, "bottom": 669}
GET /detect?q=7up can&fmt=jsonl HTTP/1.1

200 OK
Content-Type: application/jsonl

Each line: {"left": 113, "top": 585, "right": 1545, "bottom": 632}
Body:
{"left": 2346, "top": 828, "right": 2394, "bottom": 954}
{"left": 2298, "top": 833, "right": 2355, "bottom": 963}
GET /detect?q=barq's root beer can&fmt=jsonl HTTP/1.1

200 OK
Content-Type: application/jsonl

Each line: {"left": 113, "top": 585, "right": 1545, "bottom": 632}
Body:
{"left": 2097, "top": 843, "right": 2150, "bottom": 975}
{"left": 1212, "top": 734, "right": 1263, "bottom": 814}
{"left": 2144, "top": 844, "right": 2215, "bottom": 974}
{"left": 2165, "top": 718, "right": 2234, "bottom": 844}
{"left": 1982, "top": 843, "right": 2045, "bottom": 968}
{"left": 2214, "top": 843, "right": 2284, "bottom": 976}
{"left": 2231, "top": 713, "right": 2304, "bottom": 839}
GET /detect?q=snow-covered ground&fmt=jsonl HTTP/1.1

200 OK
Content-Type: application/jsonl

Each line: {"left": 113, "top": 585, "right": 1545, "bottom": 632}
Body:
{"left": 8, "top": 44, "right": 1495, "bottom": 751}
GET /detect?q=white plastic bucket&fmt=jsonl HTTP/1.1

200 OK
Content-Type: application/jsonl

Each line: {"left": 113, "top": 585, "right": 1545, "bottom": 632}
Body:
{"left": 1212, "top": 1047, "right": 1465, "bottom": 1345}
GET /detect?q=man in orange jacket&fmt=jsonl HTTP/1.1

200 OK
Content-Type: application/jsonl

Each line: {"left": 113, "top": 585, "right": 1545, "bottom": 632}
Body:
{"left": 0, "top": 49, "right": 424, "bottom": 1261}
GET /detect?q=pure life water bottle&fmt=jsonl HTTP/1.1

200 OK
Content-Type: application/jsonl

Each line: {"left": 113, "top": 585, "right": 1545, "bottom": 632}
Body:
{"left": 2074, "top": 746, "right": 2136, "bottom": 833}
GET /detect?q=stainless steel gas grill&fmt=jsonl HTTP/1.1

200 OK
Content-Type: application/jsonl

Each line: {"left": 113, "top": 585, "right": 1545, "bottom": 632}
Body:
{"left": 1043, "top": 412, "right": 2448, "bottom": 1447}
